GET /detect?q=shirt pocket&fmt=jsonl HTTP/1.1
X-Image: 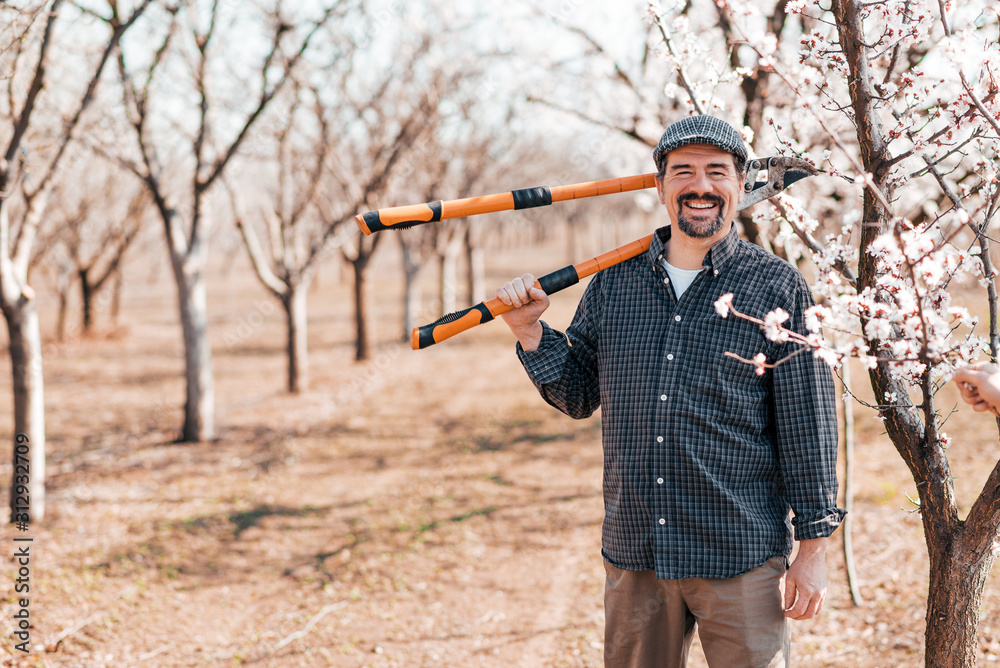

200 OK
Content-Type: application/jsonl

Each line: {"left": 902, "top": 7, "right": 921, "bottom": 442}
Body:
{"left": 686, "top": 315, "right": 774, "bottom": 425}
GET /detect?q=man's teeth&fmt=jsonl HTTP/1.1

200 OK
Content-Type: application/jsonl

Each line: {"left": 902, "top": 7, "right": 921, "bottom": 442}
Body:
{"left": 686, "top": 202, "right": 717, "bottom": 209}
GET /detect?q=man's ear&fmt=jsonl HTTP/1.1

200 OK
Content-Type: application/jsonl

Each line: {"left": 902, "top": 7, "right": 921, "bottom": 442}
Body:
{"left": 654, "top": 173, "right": 665, "bottom": 204}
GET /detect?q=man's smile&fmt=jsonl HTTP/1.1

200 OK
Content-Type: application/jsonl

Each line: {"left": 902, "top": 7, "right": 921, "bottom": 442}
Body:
{"left": 678, "top": 194, "right": 724, "bottom": 215}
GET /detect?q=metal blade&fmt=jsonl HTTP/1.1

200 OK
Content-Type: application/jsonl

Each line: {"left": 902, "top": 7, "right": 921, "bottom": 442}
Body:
{"left": 737, "top": 156, "right": 818, "bottom": 211}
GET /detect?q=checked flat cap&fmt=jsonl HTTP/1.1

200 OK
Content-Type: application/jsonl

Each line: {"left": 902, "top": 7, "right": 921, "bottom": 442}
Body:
{"left": 653, "top": 115, "right": 748, "bottom": 172}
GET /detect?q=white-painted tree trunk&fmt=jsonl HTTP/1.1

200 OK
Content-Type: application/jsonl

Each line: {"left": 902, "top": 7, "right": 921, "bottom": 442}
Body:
{"left": 465, "top": 244, "right": 485, "bottom": 305}
{"left": 4, "top": 298, "right": 46, "bottom": 522}
{"left": 170, "top": 247, "right": 214, "bottom": 442}
{"left": 465, "top": 227, "right": 485, "bottom": 304}
{"left": 401, "top": 241, "right": 423, "bottom": 339}
{"left": 439, "top": 233, "right": 462, "bottom": 316}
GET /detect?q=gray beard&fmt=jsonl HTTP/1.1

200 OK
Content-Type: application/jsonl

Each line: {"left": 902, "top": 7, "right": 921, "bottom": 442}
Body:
{"left": 676, "top": 209, "right": 726, "bottom": 239}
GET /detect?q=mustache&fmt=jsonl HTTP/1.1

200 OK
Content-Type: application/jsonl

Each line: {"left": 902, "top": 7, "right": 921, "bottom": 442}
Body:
{"left": 676, "top": 193, "right": 724, "bottom": 207}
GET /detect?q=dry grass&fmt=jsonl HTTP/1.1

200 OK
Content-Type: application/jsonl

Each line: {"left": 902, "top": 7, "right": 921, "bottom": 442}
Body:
{"left": 0, "top": 233, "right": 999, "bottom": 667}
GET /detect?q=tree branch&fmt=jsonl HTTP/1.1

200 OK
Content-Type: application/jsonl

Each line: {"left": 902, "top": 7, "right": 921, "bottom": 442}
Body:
{"left": 770, "top": 199, "right": 858, "bottom": 288}
{"left": 649, "top": 9, "right": 705, "bottom": 115}
{"left": 194, "top": 1, "right": 345, "bottom": 196}
{"left": 116, "top": 6, "right": 179, "bottom": 245}
{"left": 1, "top": 0, "right": 64, "bottom": 194}
{"left": 190, "top": 0, "right": 221, "bottom": 223}
{"left": 227, "top": 181, "right": 287, "bottom": 298}
{"left": 90, "top": 192, "right": 145, "bottom": 292}
{"left": 524, "top": 95, "right": 653, "bottom": 146}
{"left": 25, "top": 0, "right": 155, "bottom": 200}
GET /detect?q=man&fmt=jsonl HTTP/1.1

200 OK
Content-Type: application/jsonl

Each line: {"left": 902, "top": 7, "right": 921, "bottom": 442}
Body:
{"left": 495, "top": 115, "right": 845, "bottom": 668}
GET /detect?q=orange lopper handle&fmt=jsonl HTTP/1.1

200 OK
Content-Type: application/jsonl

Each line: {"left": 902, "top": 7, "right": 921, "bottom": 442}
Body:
{"left": 357, "top": 174, "right": 657, "bottom": 234}
{"left": 411, "top": 234, "right": 654, "bottom": 349}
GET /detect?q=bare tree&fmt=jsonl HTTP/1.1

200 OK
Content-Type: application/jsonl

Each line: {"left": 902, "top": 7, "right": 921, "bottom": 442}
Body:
{"left": 0, "top": 0, "right": 152, "bottom": 522}
{"left": 342, "top": 231, "right": 382, "bottom": 361}
{"left": 50, "top": 177, "right": 145, "bottom": 334}
{"left": 233, "top": 35, "right": 450, "bottom": 369}
{"left": 328, "top": 53, "right": 455, "bottom": 361}
{"left": 113, "top": 0, "right": 347, "bottom": 440}
{"left": 231, "top": 80, "right": 364, "bottom": 391}
{"left": 434, "top": 220, "right": 465, "bottom": 317}
{"left": 399, "top": 225, "right": 438, "bottom": 338}
{"left": 434, "top": 138, "right": 497, "bottom": 316}
{"left": 397, "top": 141, "right": 496, "bottom": 333}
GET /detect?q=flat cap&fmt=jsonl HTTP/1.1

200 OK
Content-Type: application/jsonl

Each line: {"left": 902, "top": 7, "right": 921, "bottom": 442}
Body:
{"left": 653, "top": 115, "right": 748, "bottom": 172}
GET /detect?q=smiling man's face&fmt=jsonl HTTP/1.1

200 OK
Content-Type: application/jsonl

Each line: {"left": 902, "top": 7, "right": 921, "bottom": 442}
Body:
{"left": 655, "top": 144, "right": 744, "bottom": 242}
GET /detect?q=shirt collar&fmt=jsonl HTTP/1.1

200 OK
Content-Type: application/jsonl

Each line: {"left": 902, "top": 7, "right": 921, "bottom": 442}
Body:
{"left": 647, "top": 222, "right": 740, "bottom": 273}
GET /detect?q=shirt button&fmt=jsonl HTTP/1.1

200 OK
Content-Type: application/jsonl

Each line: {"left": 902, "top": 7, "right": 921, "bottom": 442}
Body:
{"left": 663, "top": 277, "right": 670, "bottom": 284}
{"left": 674, "top": 315, "right": 682, "bottom": 322}
{"left": 666, "top": 354, "right": 674, "bottom": 361}
{"left": 657, "top": 436, "right": 664, "bottom": 443}
{"left": 657, "top": 477, "right": 664, "bottom": 484}
{"left": 660, "top": 395, "right": 667, "bottom": 401}
{"left": 658, "top": 518, "right": 666, "bottom": 525}
{"left": 713, "top": 269, "right": 720, "bottom": 276}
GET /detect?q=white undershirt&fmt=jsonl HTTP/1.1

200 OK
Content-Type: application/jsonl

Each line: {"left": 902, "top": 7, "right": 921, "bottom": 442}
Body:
{"left": 661, "top": 260, "right": 702, "bottom": 299}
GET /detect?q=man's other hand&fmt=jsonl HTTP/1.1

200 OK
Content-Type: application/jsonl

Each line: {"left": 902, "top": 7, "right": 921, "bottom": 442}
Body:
{"left": 783, "top": 538, "right": 828, "bottom": 620}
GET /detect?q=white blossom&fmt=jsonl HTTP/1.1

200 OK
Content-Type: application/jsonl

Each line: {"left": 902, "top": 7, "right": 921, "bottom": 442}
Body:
{"left": 714, "top": 293, "right": 734, "bottom": 318}
{"left": 763, "top": 309, "right": 790, "bottom": 342}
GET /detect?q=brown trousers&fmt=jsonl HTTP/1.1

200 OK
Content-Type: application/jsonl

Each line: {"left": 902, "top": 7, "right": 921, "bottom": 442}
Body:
{"left": 604, "top": 557, "right": 790, "bottom": 668}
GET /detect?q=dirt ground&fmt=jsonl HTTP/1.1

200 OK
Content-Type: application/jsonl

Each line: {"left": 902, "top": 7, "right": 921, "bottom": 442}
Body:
{"left": 1, "top": 231, "right": 1000, "bottom": 667}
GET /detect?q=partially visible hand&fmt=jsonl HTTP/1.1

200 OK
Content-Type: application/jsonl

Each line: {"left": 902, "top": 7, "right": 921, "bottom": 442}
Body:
{"left": 783, "top": 538, "right": 828, "bottom": 620}
{"left": 497, "top": 273, "right": 549, "bottom": 351}
{"left": 953, "top": 362, "right": 1000, "bottom": 418}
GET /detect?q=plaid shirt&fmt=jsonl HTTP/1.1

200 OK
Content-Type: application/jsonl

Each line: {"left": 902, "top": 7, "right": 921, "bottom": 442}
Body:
{"left": 517, "top": 224, "right": 845, "bottom": 579}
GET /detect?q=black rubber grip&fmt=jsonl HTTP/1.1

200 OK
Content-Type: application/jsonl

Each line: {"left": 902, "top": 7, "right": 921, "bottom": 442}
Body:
{"left": 364, "top": 201, "right": 442, "bottom": 233}
{"left": 536, "top": 265, "right": 579, "bottom": 295}
{"left": 416, "top": 303, "right": 494, "bottom": 349}
{"left": 512, "top": 186, "right": 552, "bottom": 210}
{"left": 416, "top": 325, "right": 436, "bottom": 350}
{"left": 362, "top": 210, "right": 383, "bottom": 232}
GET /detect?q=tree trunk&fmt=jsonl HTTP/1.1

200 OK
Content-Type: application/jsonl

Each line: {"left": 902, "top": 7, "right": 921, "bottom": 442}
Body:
{"left": 79, "top": 268, "right": 93, "bottom": 332}
{"left": 401, "top": 239, "right": 422, "bottom": 340}
{"left": 402, "top": 266, "right": 422, "bottom": 341}
{"left": 439, "top": 232, "right": 462, "bottom": 316}
{"left": 924, "top": 533, "right": 995, "bottom": 667}
{"left": 353, "top": 255, "right": 372, "bottom": 361}
{"left": 55, "top": 261, "right": 72, "bottom": 341}
{"left": 344, "top": 232, "right": 380, "bottom": 362}
{"left": 840, "top": 363, "right": 863, "bottom": 606}
{"left": 3, "top": 299, "right": 46, "bottom": 522}
{"left": 111, "top": 268, "right": 122, "bottom": 325}
{"left": 465, "top": 227, "right": 485, "bottom": 304}
{"left": 56, "top": 287, "right": 69, "bottom": 343}
{"left": 283, "top": 285, "right": 309, "bottom": 393}
{"left": 170, "top": 250, "right": 215, "bottom": 442}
